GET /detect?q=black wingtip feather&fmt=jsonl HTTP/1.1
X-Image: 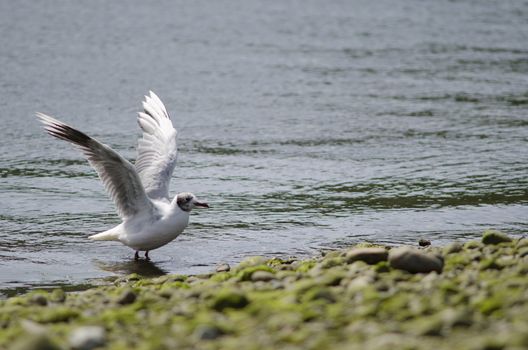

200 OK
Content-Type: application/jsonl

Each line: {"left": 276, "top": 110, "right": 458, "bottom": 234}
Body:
{"left": 42, "top": 120, "right": 92, "bottom": 148}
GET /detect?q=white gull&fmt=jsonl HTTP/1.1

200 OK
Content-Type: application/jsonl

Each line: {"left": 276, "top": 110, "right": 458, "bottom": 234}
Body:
{"left": 36, "top": 91, "right": 209, "bottom": 260}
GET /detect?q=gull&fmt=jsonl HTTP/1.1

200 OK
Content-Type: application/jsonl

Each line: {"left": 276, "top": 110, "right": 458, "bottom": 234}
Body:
{"left": 36, "top": 91, "right": 209, "bottom": 261}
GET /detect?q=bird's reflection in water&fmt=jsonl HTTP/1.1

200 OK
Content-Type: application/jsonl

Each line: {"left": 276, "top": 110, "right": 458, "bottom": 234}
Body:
{"left": 94, "top": 259, "right": 168, "bottom": 278}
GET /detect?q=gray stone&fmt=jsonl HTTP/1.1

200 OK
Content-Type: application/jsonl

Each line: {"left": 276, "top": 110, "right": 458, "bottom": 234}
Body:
{"left": 389, "top": 247, "right": 444, "bottom": 273}
{"left": 251, "top": 270, "right": 276, "bottom": 282}
{"left": 215, "top": 263, "right": 231, "bottom": 272}
{"left": 345, "top": 248, "right": 388, "bottom": 265}
{"left": 69, "top": 326, "right": 106, "bottom": 350}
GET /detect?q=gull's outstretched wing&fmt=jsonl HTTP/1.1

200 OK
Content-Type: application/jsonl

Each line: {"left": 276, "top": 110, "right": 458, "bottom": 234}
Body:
{"left": 135, "top": 91, "right": 178, "bottom": 200}
{"left": 37, "top": 113, "right": 153, "bottom": 219}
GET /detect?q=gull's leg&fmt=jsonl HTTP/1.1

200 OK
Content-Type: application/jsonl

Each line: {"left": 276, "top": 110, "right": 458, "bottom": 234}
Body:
{"left": 134, "top": 251, "right": 139, "bottom": 261}
{"left": 145, "top": 251, "right": 150, "bottom": 261}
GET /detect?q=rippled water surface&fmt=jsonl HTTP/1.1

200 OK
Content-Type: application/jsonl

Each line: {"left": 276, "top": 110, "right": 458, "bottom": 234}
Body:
{"left": 1, "top": 0, "right": 527, "bottom": 294}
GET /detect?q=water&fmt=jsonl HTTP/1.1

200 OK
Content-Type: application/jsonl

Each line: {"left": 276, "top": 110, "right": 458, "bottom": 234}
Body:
{"left": 1, "top": 0, "right": 527, "bottom": 294}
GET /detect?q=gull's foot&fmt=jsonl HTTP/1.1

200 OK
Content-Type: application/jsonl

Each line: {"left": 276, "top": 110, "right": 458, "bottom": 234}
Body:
{"left": 134, "top": 251, "right": 139, "bottom": 261}
{"left": 145, "top": 251, "right": 150, "bottom": 261}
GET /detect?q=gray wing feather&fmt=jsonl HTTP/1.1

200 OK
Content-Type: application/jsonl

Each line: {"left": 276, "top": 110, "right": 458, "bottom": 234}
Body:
{"left": 36, "top": 113, "right": 153, "bottom": 219}
{"left": 135, "top": 91, "right": 178, "bottom": 200}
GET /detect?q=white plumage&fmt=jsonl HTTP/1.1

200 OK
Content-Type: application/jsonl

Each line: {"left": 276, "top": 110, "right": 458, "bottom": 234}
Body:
{"left": 37, "top": 91, "right": 209, "bottom": 260}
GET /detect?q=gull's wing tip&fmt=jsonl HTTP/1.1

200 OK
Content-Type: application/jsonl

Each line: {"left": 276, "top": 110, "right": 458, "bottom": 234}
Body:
{"left": 35, "top": 112, "right": 57, "bottom": 125}
{"left": 35, "top": 111, "right": 48, "bottom": 119}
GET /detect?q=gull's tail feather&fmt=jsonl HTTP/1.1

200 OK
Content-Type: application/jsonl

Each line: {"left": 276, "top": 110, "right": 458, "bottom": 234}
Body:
{"left": 89, "top": 228, "right": 120, "bottom": 241}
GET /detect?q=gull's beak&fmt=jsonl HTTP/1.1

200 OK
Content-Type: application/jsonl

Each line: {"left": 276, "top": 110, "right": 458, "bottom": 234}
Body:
{"left": 194, "top": 201, "right": 209, "bottom": 208}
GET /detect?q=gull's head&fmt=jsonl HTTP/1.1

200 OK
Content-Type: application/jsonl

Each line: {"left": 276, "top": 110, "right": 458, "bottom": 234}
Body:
{"left": 176, "top": 192, "right": 209, "bottom": 212}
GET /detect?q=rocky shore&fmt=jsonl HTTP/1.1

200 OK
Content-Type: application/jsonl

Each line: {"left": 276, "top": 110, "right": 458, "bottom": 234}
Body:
{"left": 2, "top": 231, "right": 528, "bottom": 350}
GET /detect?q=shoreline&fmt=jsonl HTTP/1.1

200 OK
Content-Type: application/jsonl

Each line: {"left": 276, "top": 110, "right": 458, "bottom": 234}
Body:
{"left": 2, "top": 230, "right": 527, "bottom": 349}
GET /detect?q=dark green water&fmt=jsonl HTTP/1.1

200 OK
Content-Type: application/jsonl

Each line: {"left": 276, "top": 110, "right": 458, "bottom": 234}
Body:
{"left": 1, "top": 0, "right": 527, "bottom": 294}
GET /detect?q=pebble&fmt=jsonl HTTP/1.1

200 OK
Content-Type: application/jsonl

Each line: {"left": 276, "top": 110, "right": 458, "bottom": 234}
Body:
{"left": 345, "top": 248, "right": 388, "bottom": 265}
{"left": 216, "top": 263, "right": 231, "bottom": 272}
{"left": 389, "top": 247, "right": 444, "bottom": 273}
{"left": 69, "top": 326, "right": 106, "bottom": 350}
{"left": 251, "top": 270, "right": 276, "bottom": 282}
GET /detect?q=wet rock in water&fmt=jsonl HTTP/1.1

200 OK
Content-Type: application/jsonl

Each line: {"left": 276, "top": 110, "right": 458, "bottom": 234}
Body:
{"left": 193, "top": 325, "right": 224, "bottom": 340}
{"left": 69, "top": 326, "right": 106, "bottom": 350}
{"left": 251, "top": 270, "right": 276, "bottom": 282}
{"left": 418, "top": 239, "right": 431, "bottom": 247}
{"left": 117, "top": 289, "right": 136, "bottom": 305}
{"left": 482, "top": 230, "right": 512, "bottom": 245}
{"left": 216, "top": 263, "right": 231, "bottom": 272}
{"left": 345, "top": 248, "right": 388, "bottom": 265}
{"left": 389, "top": 247, "right": 444, "bottom": 273}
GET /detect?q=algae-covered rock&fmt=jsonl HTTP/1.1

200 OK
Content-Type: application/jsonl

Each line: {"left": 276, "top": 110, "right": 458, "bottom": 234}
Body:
{"left": 30, "top": 294, "right": 48, "bottom": 307}
{"left": 50, "top": 289, "right": 66, "bottom": 303}
{"left": 237, "top": 265, "right": 274, "bottom": 281}
{"left": 300, "top": 286, "right": 336, "bottom": 303}
{"left": 210, "top": 290, "right": 249, "bottom": 311}
{"left": 12, "top": 334, "right": 60, "bottom": 350}
{"left": 251, "top": 270, "right": 276, "bottom": 282}
{"left": 443, "top": 242, "right": 463, "bottom": 255}
{"left": 389, "top": 247, "right": 444, "bottom": 273}
{"left": 482, "top": 230, "right": 513, "bottom": 245}
{"left": 345, "top": 247, "right": 388, "bottom": 265}
{"left": 117, "top": 289, "right": 136, "bottom": 305}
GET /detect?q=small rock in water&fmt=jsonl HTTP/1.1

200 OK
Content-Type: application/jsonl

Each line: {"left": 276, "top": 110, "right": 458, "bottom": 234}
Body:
{"left": 69, "top": 326, "right": 106, "bottom": 350}
{"left": 345, "top": 248, "right": 388, "bottom": 265}
{"left": 251, "top": 270, "right": 276, "bottom": 282}
{"left": 482, "top": 230, "right": 512, "bottom": 245}
{"left": 117, "top": 289, "right": 136, "bottom": 305}
{"left": 418, "top": 239, "right": 431, "bottom": 247}
{"left": 216, "top": 263, "right": 231, "bottom": 272}
{"left": 389, "top": 247, "right": 444, "bottom": 273}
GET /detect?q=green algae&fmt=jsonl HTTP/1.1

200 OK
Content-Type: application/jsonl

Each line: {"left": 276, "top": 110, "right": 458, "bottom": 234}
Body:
{"left": 0, "top": 231, "right": 527, "bottom": 350}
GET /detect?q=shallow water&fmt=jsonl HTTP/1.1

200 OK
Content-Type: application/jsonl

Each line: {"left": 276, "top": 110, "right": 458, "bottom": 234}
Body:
{"left": 1, "top": 0, "right": 527, "bottom": 294}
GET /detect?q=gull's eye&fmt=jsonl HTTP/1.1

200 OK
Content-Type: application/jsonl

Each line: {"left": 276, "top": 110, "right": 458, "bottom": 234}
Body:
{"left": 187, "top": 197, "right": 193, "bottom": 202}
